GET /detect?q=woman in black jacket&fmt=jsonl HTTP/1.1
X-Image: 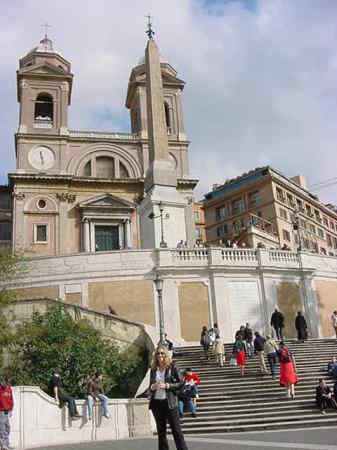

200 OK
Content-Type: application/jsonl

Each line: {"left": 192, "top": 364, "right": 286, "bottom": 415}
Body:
{"left": 149, "top": 345, "right": 188, "bottom": 450}
{"left": 295, "top": 311, "right": 307, "bottom": 342}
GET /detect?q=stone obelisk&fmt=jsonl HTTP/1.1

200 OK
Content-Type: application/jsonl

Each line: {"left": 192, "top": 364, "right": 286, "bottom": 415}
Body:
{"left": 139, "top": 35, "right": 188, "bottom": 249}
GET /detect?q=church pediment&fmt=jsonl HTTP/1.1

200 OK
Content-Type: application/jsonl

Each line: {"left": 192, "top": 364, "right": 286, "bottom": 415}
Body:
{"left": 19, "top": 62, "right": 68, "bottom": 76}
{"left": 78, "top": 194, "right": 135, "bottom": 210}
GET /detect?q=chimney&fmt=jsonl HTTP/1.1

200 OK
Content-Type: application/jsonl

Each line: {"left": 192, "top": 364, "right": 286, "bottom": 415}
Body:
{"left": 291, "top": 175, "right": 307, "bottom": 190}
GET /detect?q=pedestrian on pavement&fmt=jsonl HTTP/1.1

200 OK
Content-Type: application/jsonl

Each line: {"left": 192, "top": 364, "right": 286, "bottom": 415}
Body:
{"left": 244, "top": 323, "right": 253, "bottom": 357}
{"left": 316, "top": 378, "right": 337, "bottom": 414}
{"left": 213, "top": 322, "right": 220, "bottom": 337}
{"left": 278, "top": 342, "right": 299, "bottom": 399}
{"left": 48, "top": 370, "right": 82, "bottom": 420}
{"left": 233, "top": 334, "right": 246, "bottom": 377}
{"left": 331, "top": 311, "right": 337, "bottom": 338}
{"left": 265, "top": 334, "right": 279, "bottom": 379}
{"left": 214, "top": 334, "right": 225, "bottom": 367}
{"left": 0, "top": 374, "right": 14, "bottom": 450}
{"left": 87, "top": 370, "right": 110, "bottom": 420}
{"left": 254, "top": 332, "right": 268, "bottom": 375}
{"left": 149, "top": 345, "right": 188, "bottom": 450}
{"left": 295, "top": 311, "right": 307, "bottom": 343}
{"left": 200, "top": 326, "right": 211, "bottom": 361}
{"left": 270, "top": 307, "right": 284, "bottom": 340}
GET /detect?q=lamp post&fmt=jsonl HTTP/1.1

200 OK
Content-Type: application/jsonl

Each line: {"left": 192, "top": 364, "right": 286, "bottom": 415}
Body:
{"left": 148, "top": 202, "right": 169, "bottom": 248}
{"left": 154, "top": 274, "right": 165, "bottom": 344}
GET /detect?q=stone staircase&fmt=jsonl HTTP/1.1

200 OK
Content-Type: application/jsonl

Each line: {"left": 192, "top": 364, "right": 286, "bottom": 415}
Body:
{"left": 174, "top": 339, "right": 337, "bottom": 433}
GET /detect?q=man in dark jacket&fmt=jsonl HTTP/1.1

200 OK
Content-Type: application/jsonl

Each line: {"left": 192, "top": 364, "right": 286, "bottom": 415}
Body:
{"left": 295, "top": 311, "right": 307, "bottom": 343}
{"left": 270, "top": 307, "right": 284, "bottom": 340}
{"left": 244, "top": 323, "right": 253, "bottom": 357}
{"left": 316, "top": 378, "right": 337, "bottom": 414}
{"left": 254, "top": 332, "right": 268, "bottom": 374}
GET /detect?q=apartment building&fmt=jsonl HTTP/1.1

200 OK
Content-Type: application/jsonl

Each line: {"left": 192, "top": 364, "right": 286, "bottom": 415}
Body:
{"left": 203, "top": 166, "right": 337, "bottom": 255}
{"left": 193, "top": 201, "right": 206, "bottom": 244}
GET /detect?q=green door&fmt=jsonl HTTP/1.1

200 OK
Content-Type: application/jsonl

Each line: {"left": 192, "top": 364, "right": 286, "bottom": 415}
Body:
{"left": 95, "top": 225, "right": 119, "bottom": 251}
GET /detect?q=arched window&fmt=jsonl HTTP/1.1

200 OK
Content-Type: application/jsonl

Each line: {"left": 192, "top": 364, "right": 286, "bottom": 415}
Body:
{"left": 164, "top": 101, "right": 171, "bottom": 133}
{"left": 34, "top": 93, "right": 53, "bottom": 122}
{"left": 83, "top": 161, "right": 91, "bottom": 177}
{"left": 119, "top": 162, "right": 129, "bottom": 178}
{"left": 96, "top": 156, "right": 114, "bottom": 179}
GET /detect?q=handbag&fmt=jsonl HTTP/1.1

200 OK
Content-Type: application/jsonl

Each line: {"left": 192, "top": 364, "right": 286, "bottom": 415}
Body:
{"left": 230, "top": 356, "right": 237, "bottom": 366}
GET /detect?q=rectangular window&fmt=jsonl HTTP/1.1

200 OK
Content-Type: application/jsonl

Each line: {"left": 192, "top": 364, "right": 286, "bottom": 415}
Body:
{"left": 232, "top": 198, "right": 245, "bottom": 215}
{"left": 0, "top": 222, "right": 12, "bottom": 241}
{"left": 305, "top": 204, "right": 312, "bottom": 217}
{"left": 196, "top": 227, "right": 202, "bottom": 238}
{"left": 314, "top": 210, "right": 321, "bottom": 222}
{"left": 282, "top": 229, "right": 291, "bottom": 242}
{"left": 327, "top": 234, "right": 333, "bottom": 247}
{"left": 276, "top": 187, "right": 285, "bottom": 202}
{"left": 279, "top": 208, "right": 287, "bottom": 220}
{"left": 330, "top": 221, "right": 335, "bottom": 231}
{"left": 310, "top": 224, "right": 316, "bottom": 235}
{"left": 318, "top": 228, "right": 324, "bottom": 239}
{"left": 312, "top": 242, "right": 318, "bottom": 253}
{"left": 216, "top": 206, "right": 228, "bottom": 221}
{"left": 296, "top": 198, "right": 304, "bottom": 211}
{"left": 194, "top": 211, "right": 200, "bottom": 222}
{"left": 303, "top": 238, "right": 309, "bottom": 249}
{"left": 287, "top": 193, "right": 294, "bottom": 207}
{"left": 248, "top": 191, "right": 260, "bottom": 207}
{"left": 300, "top": 219, "right": 307, "bottom": 229}
{"left": 34, "top": 224, "right": 48, "bottom": 243}
{"left": 216, "top": 224, "right": 228, "bottom": 237}
{"left": 323, "top": 216, "right": 329, "bottom": 227}
{"left": 333, "top": 237, "right": 337, "bottom": 249}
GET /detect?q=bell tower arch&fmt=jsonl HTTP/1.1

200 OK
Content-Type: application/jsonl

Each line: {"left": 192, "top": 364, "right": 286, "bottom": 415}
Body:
{"left": 17, "top": 35, "right": 73, "bottom": 136}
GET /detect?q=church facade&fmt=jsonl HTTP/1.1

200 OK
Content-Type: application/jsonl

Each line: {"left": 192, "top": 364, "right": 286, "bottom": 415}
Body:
{"left": 10, "top": 35, "right": 197, "bottom": 257}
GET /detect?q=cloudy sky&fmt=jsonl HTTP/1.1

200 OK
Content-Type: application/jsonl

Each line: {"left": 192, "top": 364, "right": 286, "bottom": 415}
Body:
{"left": 1, "top": 0, "right": 337, "bottom": 203}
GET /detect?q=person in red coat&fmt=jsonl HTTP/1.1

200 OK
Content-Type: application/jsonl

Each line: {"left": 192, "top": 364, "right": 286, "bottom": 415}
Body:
{"left": 0, "top": 375, "right": 14, "bottom": 450}
{"left": 278, "top": 342, "right": 299, "bottom": 399}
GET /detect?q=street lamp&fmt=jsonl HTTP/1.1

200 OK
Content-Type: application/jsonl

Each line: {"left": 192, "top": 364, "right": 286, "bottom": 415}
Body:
{"left": 292, "top": 209, "right": 302, "bottom": 252}
{"left": 148, "top": 202, "right": 169, "bottom": 248}
{"left": 154, "top": 274, "right": 165, "bottom": 344}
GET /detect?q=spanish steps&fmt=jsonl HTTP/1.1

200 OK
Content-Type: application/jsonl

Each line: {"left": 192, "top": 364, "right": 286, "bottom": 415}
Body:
{"left": 174, "top": 338, "right": 337, "bottom": 433}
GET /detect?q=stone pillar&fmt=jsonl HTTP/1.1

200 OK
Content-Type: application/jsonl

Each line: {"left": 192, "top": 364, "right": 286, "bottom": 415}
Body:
{"left": 13, "top": 192, "right": 26, "bottom": 252}
{"left": 125, "top": 219, "right": 132, "bottom": 248}
{"left": 83, "top": 219, "right": 90, "bottom": 252}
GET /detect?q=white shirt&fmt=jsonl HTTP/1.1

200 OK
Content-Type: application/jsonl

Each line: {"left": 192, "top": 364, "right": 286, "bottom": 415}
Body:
{"left": 154, "top": 368, "right": 166, "bottom": 400}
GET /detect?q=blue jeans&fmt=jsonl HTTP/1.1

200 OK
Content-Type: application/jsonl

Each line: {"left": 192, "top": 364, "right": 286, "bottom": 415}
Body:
{"left": 178, "top": 399, "right": 196, "bottom": 416}
{"left": 0, "top": 412, "right": 10, "bottom": 448}
{"left": 88, "top": 394, "right": 109, "bottom": 417}
{"left": 267, "top": 352, "right": 277, "bottom": 377}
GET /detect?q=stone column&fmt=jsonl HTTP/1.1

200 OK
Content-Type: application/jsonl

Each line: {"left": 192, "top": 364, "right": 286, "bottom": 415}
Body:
{"left": 125, "top": 219, "right": 132, "bottom": 248}
{"left": 83, "top": 219, "right": 90, "bottom": 252}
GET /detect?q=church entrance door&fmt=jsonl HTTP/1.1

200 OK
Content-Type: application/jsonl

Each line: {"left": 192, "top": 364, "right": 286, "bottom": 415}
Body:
{"left": 95, "top": 225, "right": 119, "bottom": 251}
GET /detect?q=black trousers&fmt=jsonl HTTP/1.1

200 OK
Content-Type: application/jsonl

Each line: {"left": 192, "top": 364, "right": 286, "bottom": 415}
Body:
{"left": 59, "top": 393, "right": 79, "bottom": 417}
{"left": 317, "top": 397, "right": 337, "bottom": 411}
{"left": 273, "top": 326, "right": 283, "bottom": 340}
{"left": 151, "top": 399, "right": 188, "bottom": 450}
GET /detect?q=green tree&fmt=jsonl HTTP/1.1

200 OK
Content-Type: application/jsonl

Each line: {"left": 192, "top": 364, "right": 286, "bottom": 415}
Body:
{"left": 6, "top": 304, "right": 146, "bottom": 398}
{"left": 0, "top": 248, "right": 25, "bottom": 347}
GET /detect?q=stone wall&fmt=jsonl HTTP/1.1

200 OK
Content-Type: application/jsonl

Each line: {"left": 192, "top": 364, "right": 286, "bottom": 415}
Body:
{"left": 3, "top": 248, "right": 337, "bottom": 344}
{"left": 10, "top": 386, "right": 153, "bottom": 450}
{"left": 315, "top": 279, "right": 337, "bottom": 337}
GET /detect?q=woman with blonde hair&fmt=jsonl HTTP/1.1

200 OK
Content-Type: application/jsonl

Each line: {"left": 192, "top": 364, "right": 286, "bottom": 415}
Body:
{"left": 149, "top": 345, "right": 188, "bottom": 450}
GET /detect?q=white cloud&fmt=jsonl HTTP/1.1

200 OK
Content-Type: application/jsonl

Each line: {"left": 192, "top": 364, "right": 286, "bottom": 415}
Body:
{"left": 0, "top": 0, "right": 337, "bottom": 203}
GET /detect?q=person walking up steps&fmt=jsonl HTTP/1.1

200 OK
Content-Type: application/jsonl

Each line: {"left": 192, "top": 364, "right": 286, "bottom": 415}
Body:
{"left": 331, "top": 311, "right": 337, "bottom": 338}
{"left": 278, "top": 341, "right": 299, "bottom": 399}
{"left": 200, "top": 326, "right": 211, "bottom": 361}
{"left": 265, "top": 334, "right": 279, "bottom": 380}
{"left": 214, "top": 334, "right": 225, "bottom": 367}
{"left": 295, "top": 311, "right": 307, "bottom": 343}
{"left": 233, "top": 334, "right": 246, "bottom": 377}
{"left": 254, "top": 332, "right": 268, "bottom": 375}
{"left": 270, "top": 307, "right": 284, "bottom": 340}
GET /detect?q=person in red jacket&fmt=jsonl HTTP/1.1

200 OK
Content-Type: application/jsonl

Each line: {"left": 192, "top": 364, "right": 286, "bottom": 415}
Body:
{"left": 184, "top": 368, "right": 200, "bottom": 406}
{"left": 0, "top": 375, "right": 14, "bottom": 450}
